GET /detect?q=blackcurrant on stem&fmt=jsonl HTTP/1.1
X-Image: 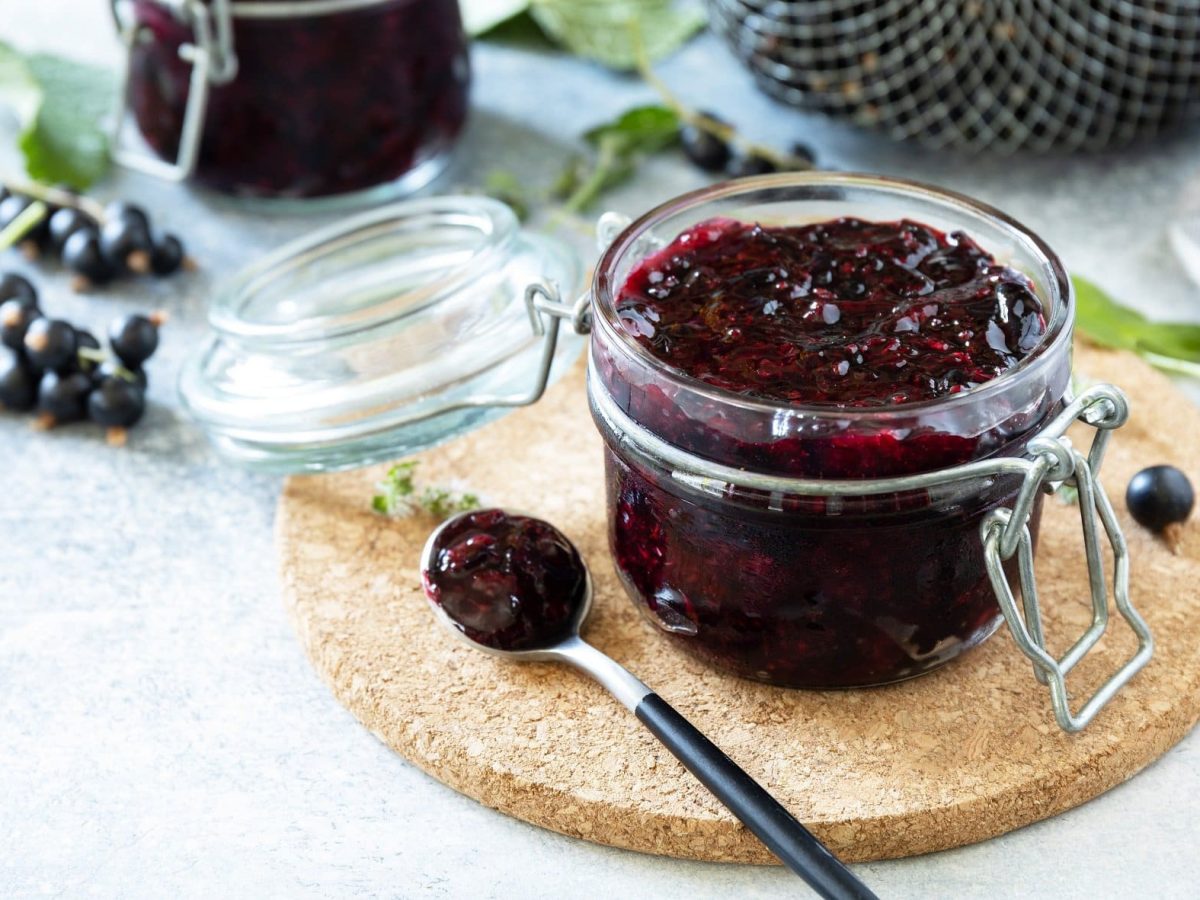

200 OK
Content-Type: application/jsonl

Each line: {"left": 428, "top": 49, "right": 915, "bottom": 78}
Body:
{"left": 1, "top": 179, "right": 105, "bottom": 221}
{"left": 628, "top": 24, "right": 813, "bottom": 173}
{"left": 0, "top": 201, "right": 49, "bottom": 252}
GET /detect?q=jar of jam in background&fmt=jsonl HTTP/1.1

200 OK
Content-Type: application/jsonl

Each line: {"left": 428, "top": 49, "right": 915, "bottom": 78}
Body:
{"left": 587, "top": 175, "right": 1074, "bottom": 689}
{"left": 115, "top": 0, "right": 470, "bottom": 201}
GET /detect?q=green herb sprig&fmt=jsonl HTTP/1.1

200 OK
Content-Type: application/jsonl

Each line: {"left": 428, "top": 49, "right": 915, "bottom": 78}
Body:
{"left": 372, "top": 461, "right": 480, "bottom": 519}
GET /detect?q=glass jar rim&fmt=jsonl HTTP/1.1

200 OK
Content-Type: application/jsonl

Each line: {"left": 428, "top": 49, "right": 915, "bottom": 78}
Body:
{"left": 208, "top": 196, "right": 518, "bottom": 345}
{"left": 591, "top": 172, "right": 1073, "bottom": 422}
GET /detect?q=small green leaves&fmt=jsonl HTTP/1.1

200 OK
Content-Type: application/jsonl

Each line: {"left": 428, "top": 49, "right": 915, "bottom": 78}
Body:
{"left": 555, "top": 104, "right": 680, "bottom": 212}
{"left": 461, "top": 0, "right": 531, "bottom": 35}
{"left": 371, "top": 461, "right": 479, "bottom": 518}
{"left": 0, "top": 44, "right": 114, "bottom": 189}
{"left": 1073, "top": 275, "right": 1200, "bottom": 378}
{"left": 583, "top": 104, "right": 682, "bottom": 156}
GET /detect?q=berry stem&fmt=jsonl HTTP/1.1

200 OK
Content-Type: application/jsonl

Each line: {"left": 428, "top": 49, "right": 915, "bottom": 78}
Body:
{"left": 0, "top": 201, "right": 49, "bottom": 252}
{"left": 628, "top": 24, "right": 812, "bottom": 173}
{"left": 1, "top": 179, "right": 105, "bottom": 221}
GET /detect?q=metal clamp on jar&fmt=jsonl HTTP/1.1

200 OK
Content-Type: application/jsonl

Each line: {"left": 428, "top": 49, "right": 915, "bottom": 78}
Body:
{"left": 108, "top": 0, "right": 470, "bottom": 201}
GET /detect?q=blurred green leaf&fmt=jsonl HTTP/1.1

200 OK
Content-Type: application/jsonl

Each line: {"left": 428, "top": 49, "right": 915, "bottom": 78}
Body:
{"left": 1073, "top": 274, "right": 1200, "bottom": 374}
{"left": 0, "top": 43, "right": 114, "bottom": 188}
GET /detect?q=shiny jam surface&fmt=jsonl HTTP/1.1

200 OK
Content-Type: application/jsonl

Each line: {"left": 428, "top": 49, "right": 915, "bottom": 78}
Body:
{"left": 423, "top": 510, "right": 586, "bottom": 652}
{"left": 130, "top": 0, "right": 469, "bottom": 198}
{"left": 599, "top": 216, "right": 1055, "bottom": 687}
{"left": 616, "top": 216, "right": 1045, "bottom": 408}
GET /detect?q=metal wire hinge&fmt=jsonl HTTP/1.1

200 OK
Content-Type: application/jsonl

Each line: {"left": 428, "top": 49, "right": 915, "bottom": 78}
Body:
{"left": 981, "top": 384, "right": 1153, "bottom": 733}
{"left": 109, "top": 0, "right": 237, "bottom": 181}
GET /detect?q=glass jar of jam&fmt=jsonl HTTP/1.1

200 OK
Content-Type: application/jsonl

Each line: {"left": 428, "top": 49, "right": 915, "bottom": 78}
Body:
{"left": 113, "top": 0, "right": 469, "bottom": 201}
{"left": 587, "top": 175, "right": 1080, "bottom": 689}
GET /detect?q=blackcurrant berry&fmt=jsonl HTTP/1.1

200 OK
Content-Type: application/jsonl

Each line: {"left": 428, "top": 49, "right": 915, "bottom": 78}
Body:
{"left": 0, "top": 272, "right": 37, "bottom": 306}
{"left": 0, "top": 346, "right": 36, "bottom": 411}
{"left": 47, "top": 208, "right": 96, "bottom": 254}
{"left": 99, "top": 215, "right": 154, "bottom": 274}
{"left": 97, "top": 359, "right": 147, "bottom": 391}
{"left": 109, "top": 314, "right": 160, "bottom": 367}
{"left": 73, "top": 329, "right": 102, "bottom": 377}
{"left": 0, "top": 194, "right": 30, "bottom": 229}
{"left": 681, "top": 118, "right": 732, "bottom": 173}
{"left": 62, "top": 230, "right": 116, "bottom": 287}
{"left": 37, "top": 370, "right": 93, "bottom": 423}
{"left": 150, "top": 233, "right": 185, "bottom": 276}
{"left": 726, "top": 153, "right": 778, "bottom": 177}
{"left": 1126, "top": 465, "right": 1194, "bottom": 532}
{"left": 788, "top": 142, "right": 817, "bottom": 167}
{"left": 88, "top": 376, "right": 145, "bottom": 428}
{"left": 0, "top": 298, "right": 42, "bottom": 351}
{"left": 103, "top": 201, "right": 151, "bottom": 233}
{"left": 23, "top": 318, "right": 78, "bottom": 371}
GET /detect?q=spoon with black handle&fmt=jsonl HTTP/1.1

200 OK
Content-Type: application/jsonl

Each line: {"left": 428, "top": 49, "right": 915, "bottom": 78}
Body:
{"left": 420, "top": 508, "right": 879, "bottom": 900}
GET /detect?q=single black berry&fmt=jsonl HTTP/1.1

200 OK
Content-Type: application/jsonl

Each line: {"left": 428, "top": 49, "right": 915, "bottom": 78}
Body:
{"left": 0, "top": 298, "right": 42, "bottom": 350}
{"left": 789, "top": 142, "right": 817, "bottom": 166}
{"left": 99, "top": 215, "right": 154, "bottom": 274}
{"left": 103, "top": 201, "right": 151, "bottom": 233}
{"left": 1126, "top": 465, "right": 1194, "bottom": 532}
{"left": 88, "top": 376, "right": 146, "bottom": 428}
{"left": 37, "top": 370, "right": 93, "bottom": 423}
{"left": 47, "top": 208, "right": 96, "bottom": 254}
{"left": 681, "top": 115, "right": 733, "bottom": 173}
{"left": 0, "top": 272, "right": 37, "bottom": 306}
{"left": 726, "top": 152, "right": 778, "bottom": 177}
{"left": 109, "top": 314, "right": 160, "bottom": 367}
{"left": 150, "top": 233, "right": 185, "bottom": 276}
{"left": 73, "top": 329, "right": 102, "bottom": 377}
{"left": 0, "top": 346, "right": 37, "bottom": 410}
{"left": 97, "top": 359, "right": 147, "bottom": 391}
{"left": 62, "top": 230, "right": 116, "bottom": 286}
{"left": 0, "top": 194, "right": 30, "bottom": 229}
{"left": 23, "top": 318, "right": 78, "bottom": 371}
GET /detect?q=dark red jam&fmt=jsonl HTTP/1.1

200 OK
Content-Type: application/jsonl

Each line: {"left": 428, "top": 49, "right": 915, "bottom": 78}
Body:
{"left": 129, "top": 0, "right": 469, "bottom": 199}
{"left": 594, "top": 216, "right": 1062, "bottom": 687}
{"left": 422, "top": 509, "right": 586, "bottom": 652}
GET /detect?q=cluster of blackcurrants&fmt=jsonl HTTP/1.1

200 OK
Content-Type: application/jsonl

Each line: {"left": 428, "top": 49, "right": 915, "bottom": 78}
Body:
{"left": 0, "top": 186, "right": 189, "bottom": 290}
{"left": 680, "top": 111, "right": 817, "bottom": 178}
{"left": 0, "top": 272, "right": 161, "bottom": 441}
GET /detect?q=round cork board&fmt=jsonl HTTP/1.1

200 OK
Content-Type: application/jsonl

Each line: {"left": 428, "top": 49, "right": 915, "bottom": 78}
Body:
{"left": 277, "top": 344, "right": 1200, "bottom": 864}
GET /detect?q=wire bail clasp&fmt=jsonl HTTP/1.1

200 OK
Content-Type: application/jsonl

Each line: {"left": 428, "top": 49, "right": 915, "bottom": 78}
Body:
{"left": 981, "top": 384, "right": 1153, "bottom": 733}
{"left": 109, "top": 0, "right": 238, "bottom": 181}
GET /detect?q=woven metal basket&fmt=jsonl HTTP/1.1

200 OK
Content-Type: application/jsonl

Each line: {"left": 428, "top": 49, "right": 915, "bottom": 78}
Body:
{"left": 708, "top": 0, "right": 1200, "bottom": 152}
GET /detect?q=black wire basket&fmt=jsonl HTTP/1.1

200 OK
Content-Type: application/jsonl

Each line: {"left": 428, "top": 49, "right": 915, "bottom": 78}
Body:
{"left": 708, "top": 0, "right": 1200, "bottom": 152}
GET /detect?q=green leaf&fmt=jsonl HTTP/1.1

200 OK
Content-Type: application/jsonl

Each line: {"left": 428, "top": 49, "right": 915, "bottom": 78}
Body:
{"left": 530, "top": 0, "right": 706, "bottom": 70}
{"left": 460, "top": 0, "right": 531, "bottom": 36}
{"left": 20, "top": 53, "right": 115, "bottom": 188}
{"left": 0, "top": 44, "right": 114, "bottom": 189}
{"left": 584, "top": 104, "right": 681, "bottom": 156}
{"left": 1072, "top": 274, "right": 1200, "bottom": 373}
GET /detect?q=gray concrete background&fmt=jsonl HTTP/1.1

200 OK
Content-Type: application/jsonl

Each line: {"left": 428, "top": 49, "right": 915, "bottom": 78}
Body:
{"left": 1, "top": 2, "right": 1198, "bottom": 898}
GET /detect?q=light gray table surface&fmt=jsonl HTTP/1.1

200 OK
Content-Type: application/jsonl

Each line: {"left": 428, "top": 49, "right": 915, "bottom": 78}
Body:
{"left": 2, "top": 4, "right": 1199, "bottom": 898}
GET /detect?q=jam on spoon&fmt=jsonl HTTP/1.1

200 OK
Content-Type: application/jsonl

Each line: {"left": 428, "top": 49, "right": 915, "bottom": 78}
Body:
{"left": 422, "top": 508, "right": 586, "bottom": 652}
{"left": 420, "top": 509, "right": 879, "bottom": 899}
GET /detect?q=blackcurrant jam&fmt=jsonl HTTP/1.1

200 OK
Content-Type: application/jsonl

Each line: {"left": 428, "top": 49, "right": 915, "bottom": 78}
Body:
{"left": 422, "top": 509, "right": 586, "bottom": 652}
{"left": 589, "top": 176, "right": 1072, "bottom": 688}
{"left": 127, "top": 0, "right": 469, "bottom": 199}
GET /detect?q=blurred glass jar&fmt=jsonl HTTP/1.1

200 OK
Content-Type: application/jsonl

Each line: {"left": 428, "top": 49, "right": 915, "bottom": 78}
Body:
{"left": 112, "top": 0, "right": 470, "bottom": 202}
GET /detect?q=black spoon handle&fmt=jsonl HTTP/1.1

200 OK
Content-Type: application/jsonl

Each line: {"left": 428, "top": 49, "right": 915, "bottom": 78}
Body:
{"left": 635, "top": 693, "right": 879, "bottom": 900}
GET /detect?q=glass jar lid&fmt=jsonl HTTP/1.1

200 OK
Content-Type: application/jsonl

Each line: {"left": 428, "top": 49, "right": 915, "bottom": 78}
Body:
{"left": 179, "top": 196, "right": 584, "bottom": 472}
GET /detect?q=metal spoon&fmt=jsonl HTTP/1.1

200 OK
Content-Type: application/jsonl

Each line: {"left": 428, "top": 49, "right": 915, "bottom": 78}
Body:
{"left": 421, "top": 510, "right": 879, "bottom": 900}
